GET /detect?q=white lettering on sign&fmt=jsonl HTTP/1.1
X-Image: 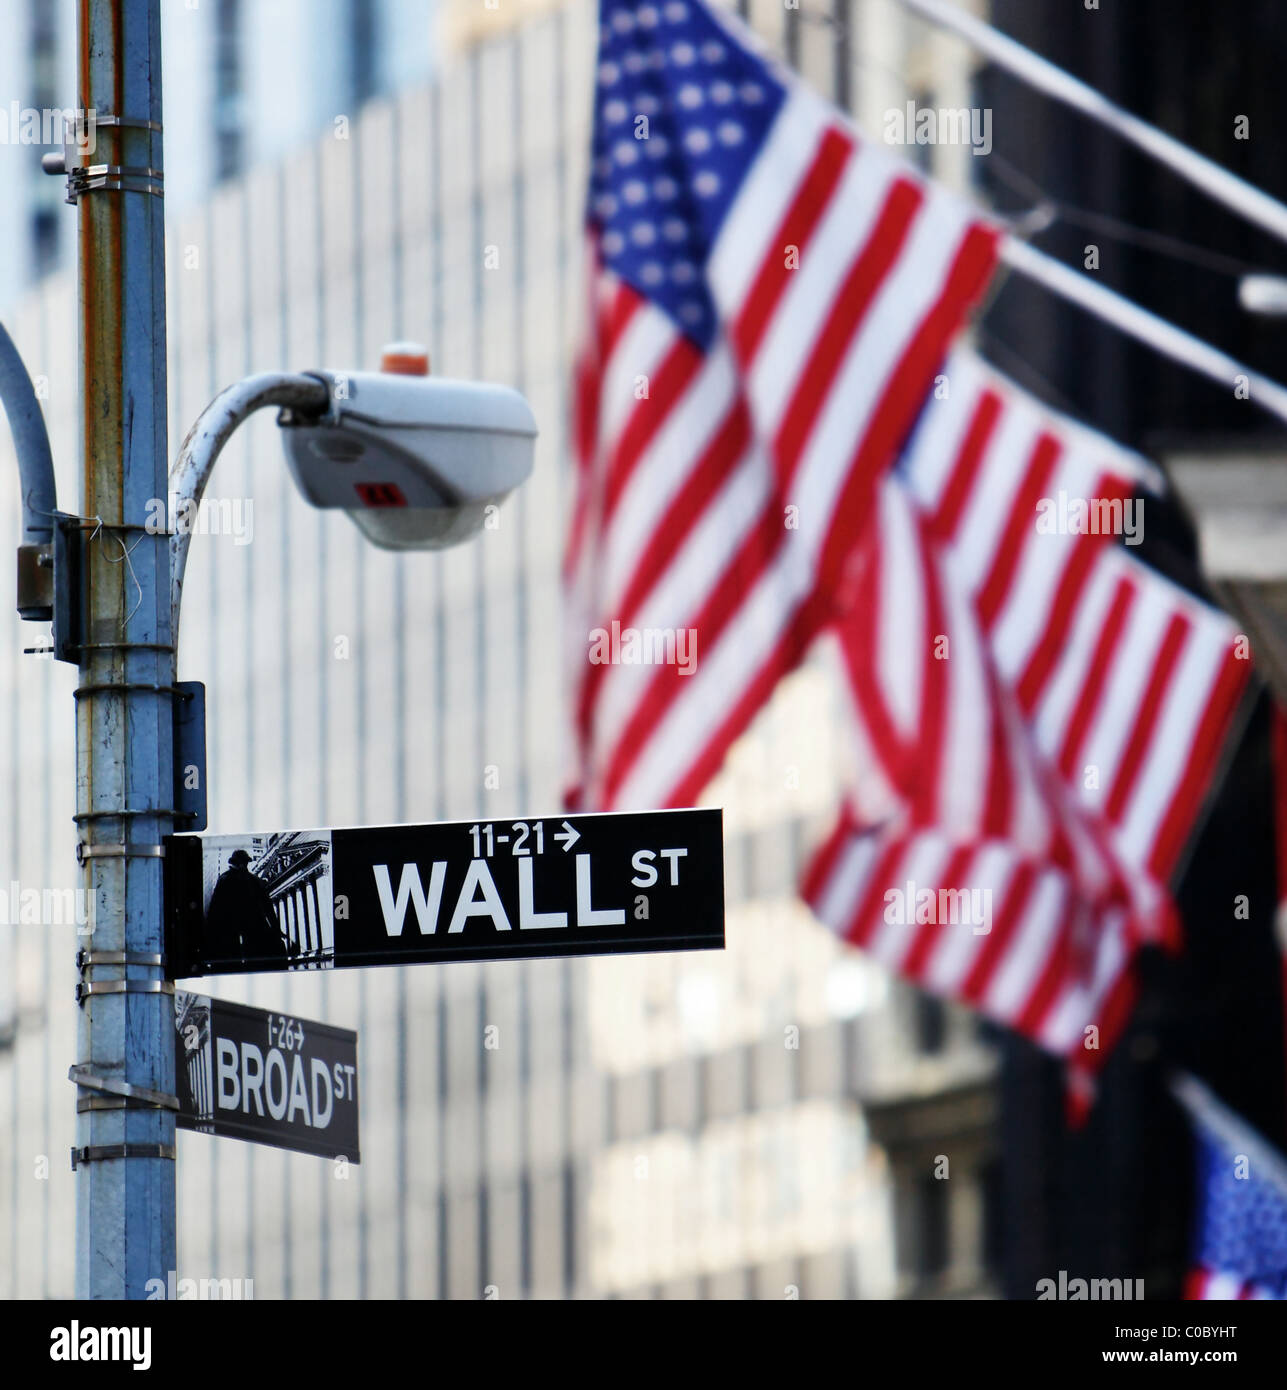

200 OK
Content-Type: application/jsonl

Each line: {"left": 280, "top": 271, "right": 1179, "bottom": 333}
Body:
{"left": 631, "top": 850, "right": 657, "bottom": 888}
{"left": 241, "top": 1041, "right": 265, "bottom": 1116}
{"left": 448, "top": 859, "right": 512, "bottom": 933}
{"left": 518, "top": 856, "right": 567, "bottom": 930}
{"left": 311, "top": 1059, "right": 334, "bottom": 1129}
{"left": 659, "top": 847, "right": 687, "bottom": 884}
{"left": 212, "top": 1038, "right": 346, "bottom": 1130}
{"left": 373, "top": 861, "right": 447, "bottom": 935}
{"left": 265, "top": 1048, "right": 288, "bottom": 1121}
{"left": 216, "top": 1038, "right": 239, "bottom": 1110}
{"left": 575, "top": 853, "right": 625, "bottom": 927}
{"left": 630, "top": 847, "right": 688, "bottom": 887}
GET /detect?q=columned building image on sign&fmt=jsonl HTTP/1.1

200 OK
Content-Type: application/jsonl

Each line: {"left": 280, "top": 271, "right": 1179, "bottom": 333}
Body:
{"left": 0, "top": 0, "right": 1069, "bottom": 1301}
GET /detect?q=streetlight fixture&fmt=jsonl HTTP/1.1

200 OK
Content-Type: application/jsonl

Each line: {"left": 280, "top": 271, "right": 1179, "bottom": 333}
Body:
{"left": 167, "top": 343, "right": 537, "bottom": 645}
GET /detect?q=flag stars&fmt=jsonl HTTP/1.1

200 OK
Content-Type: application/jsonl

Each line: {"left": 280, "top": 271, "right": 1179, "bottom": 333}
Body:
{"left": 589, "top": 0, "right": 786, "bottom": 346}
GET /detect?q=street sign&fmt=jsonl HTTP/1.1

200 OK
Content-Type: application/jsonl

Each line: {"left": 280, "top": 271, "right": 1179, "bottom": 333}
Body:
{"left": 173, "top": 992, "right": 360, "bottom": 1162}
{"left": 164, "top": 808, "right": 724, "bottom": 977}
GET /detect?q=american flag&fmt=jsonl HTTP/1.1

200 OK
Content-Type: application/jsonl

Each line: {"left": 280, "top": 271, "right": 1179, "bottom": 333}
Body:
{"left": 802, "top": 480, "right": 1172, "bottom": 1109}
{"left": 803, "top": 357, "right": 1249, "bottom": 1104}
{"left": 894, "top": 349, "right": 1250, "bottom": 886}
{"left": 565, "top": 0, "right": 998, "bottom": 812}
{"left": 1174, "top": 1073, "right": 1287, "bottom": 1300}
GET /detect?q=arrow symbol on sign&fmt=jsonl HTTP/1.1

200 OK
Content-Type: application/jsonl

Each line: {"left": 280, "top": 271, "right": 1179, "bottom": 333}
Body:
{"left": 555, "top": 820, "right": 581, "bottom": 853}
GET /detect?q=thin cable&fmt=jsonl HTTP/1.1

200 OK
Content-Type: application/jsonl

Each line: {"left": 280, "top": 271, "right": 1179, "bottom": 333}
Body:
{"left": 985, "top": 150, "right": 1285, "bottom": 282}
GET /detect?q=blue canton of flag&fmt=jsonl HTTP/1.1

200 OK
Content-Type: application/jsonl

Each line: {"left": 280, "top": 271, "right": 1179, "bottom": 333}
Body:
{"left": 1175, "top": 1073, "right": 1287, "bottom": 1299}
{"left": 588, "top": 0, "right": 785, "bottom": 348}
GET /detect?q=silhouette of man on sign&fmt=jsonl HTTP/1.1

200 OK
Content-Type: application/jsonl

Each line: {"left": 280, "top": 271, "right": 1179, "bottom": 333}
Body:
{"left": 206, "top": 848, "right": 289, "bottom": 966}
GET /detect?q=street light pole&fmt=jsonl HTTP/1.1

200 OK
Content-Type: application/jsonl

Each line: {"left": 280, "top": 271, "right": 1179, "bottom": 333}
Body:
{"left": 73, "top": 0, "right": 176, "bottom": 1298}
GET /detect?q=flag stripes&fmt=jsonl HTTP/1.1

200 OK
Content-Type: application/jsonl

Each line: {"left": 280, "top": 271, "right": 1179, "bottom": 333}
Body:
{"left": 897, "top": 349, "right": 1249, "bottom": 885}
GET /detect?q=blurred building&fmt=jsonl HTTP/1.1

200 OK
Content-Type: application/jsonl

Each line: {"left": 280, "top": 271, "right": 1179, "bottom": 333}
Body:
{"left": 0, "top": 0, "right": 1002, "bottom": 1298}
{"left": 0, "top": 0, "right": 436, "bottom": 315}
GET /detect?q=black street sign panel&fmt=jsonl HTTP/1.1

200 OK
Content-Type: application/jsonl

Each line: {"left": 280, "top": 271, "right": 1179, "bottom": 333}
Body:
{"left": 174, "top": 992, "right": 360, "bottom": 1162}
{"left": 164, "top": 808, "right": 724, "bottom": 977}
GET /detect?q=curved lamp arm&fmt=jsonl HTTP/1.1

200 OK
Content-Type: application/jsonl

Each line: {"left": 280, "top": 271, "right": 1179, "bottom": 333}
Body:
{"left": 168, "top": 371, "right": 330, "bottom": 653}
{"left": 0, "top": 320, "right": 56, "bottom": 545}
{"left": 0, "top": 320, "right": 59, "bottom": 622}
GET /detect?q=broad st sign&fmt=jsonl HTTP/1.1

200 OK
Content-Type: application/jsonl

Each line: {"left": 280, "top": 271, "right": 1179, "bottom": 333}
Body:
{"left": 164, "top": 807, "right": 724, "bottom": 977}
{"left": 174, "top": 992, "right": 360, "bottom": 1162}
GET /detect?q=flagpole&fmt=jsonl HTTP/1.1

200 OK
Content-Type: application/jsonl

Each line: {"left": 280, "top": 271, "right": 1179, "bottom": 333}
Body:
{"left": 999, "top": 235, "right": 1287, "bottom": 430}
{"left": 896, "top": 0, "right": 1287, "bottom": 248}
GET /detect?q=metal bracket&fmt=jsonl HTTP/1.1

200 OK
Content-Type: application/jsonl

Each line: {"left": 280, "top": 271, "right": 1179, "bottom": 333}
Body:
{"left": 16, "top": 541, "right": 54, "bottom": 622}
{"left": 76, "top": 978, "right": 174, "bottom": 1004}
{"left": 81, "top": 115, "right": 164, "bottom": 138}
{"left": 174, "top": 680, "right": 207, "bottom": 830}
{"left": 50, "top": 512, "right": 83, "bottom": 663}
{"left": 71, "top": 1143, "right": 175, "bottom": 1170}
{"left": 64, "top": 164, "right": 164, "bottom": 204}
{"left": 76, "top": 842, "right": 166, "bottom": 863}
{"left": 77, "top": 950, "right": 163, "bottom": 969}
{"left": 74, "top": 682, "right": 186, "bottom": 699}
{"left": 68, "top": 1063, "right": 178, "bottom": 1111}
{"left": 77, "top": 1096, "right": 162, "bottom": 1114}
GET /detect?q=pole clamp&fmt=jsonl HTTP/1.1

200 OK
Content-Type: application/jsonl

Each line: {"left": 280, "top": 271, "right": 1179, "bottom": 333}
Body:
{"left": 76, "top": 842, "right": 166, "bottom": 863}
{"left": 65, "top": 164, "right": 164, "bottom": 203}
{"left": 76, "top": 978, "right": 174, "bottom": 1004}
{"left": 77, "top": 950, "right": 163, "bottom": 970}
{"left": 68, "top": 1064, "right": 178, "bottom": 1112}
{"left": 71, "top": 1142, "right": 175, "bottom": 1170}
